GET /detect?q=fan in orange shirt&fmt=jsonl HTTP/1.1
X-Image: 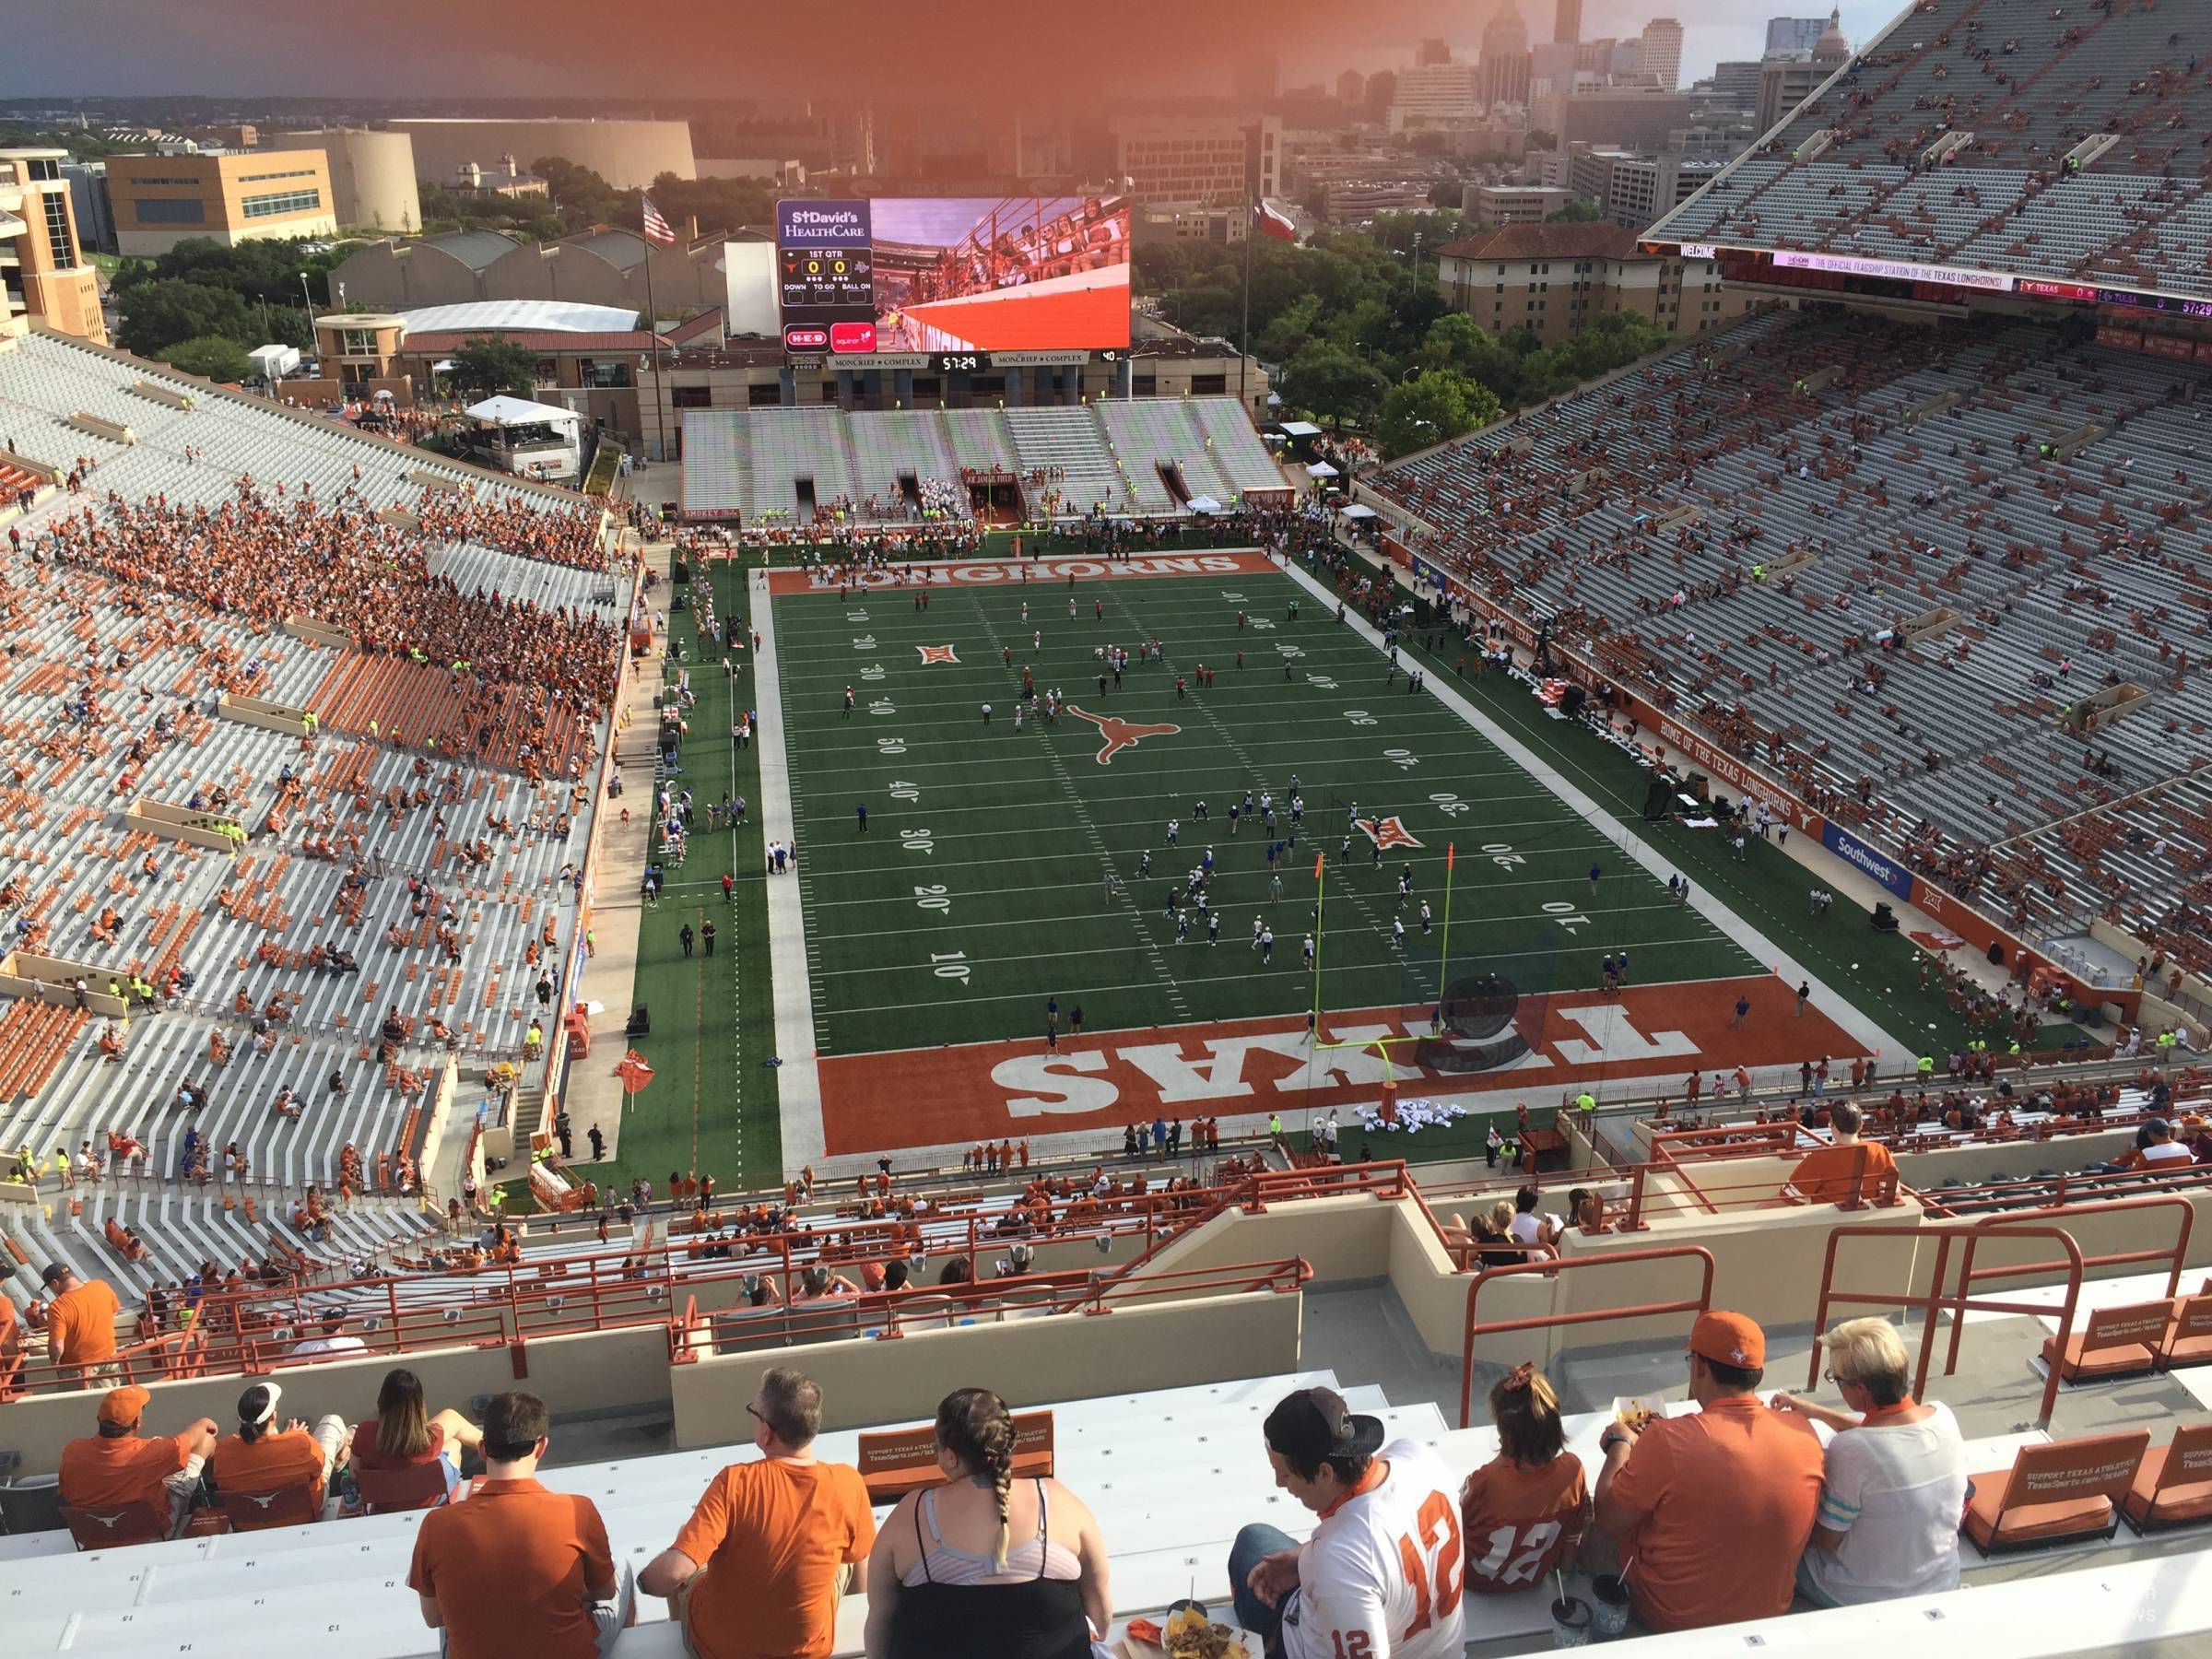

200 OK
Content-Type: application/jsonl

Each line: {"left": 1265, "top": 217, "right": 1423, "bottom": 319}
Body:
{"left": 208, "top": 1382, "right": 351, "bottom": 1514}
{"left": 1460, "top": 1364, "right": 1590, "bottom": 1593}
{"left": 639, "top": 1367, "right": 875, "bottom": 1659}
{"left": 1779, "top": 1102, "right": 1897, "bottom": 1206}
{"left": 41, "top": 1263, "right": 124, "bottom": 1381}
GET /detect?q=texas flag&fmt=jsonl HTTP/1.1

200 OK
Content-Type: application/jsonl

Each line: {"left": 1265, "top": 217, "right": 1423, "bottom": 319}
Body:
{"left": 1255, "top": 198, "right": 1299, "bottom": 242}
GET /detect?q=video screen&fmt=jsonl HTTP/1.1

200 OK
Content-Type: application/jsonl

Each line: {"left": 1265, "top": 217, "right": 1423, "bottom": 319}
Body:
{"left": 776, "top": 194, "right": 1131, "bottom": 356}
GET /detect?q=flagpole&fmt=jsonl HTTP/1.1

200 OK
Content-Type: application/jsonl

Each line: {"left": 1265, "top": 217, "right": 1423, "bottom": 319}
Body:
{"left": 1437, "top": 842, "right": 1455, "bottom": 1028}
{"left": 644, "top": 244, "right": 669, "bottom": 465}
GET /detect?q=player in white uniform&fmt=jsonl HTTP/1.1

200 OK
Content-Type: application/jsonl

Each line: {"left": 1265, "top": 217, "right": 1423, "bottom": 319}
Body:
{"left": 1231, "top": 1386, "right": 1465, "bottom": 1659}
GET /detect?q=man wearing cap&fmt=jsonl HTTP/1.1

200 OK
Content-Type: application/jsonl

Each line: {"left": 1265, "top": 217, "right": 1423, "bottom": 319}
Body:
{"left": 1588, "top": 1311, "right": 1823, "bottom": 1632}
{"left": 41, "top": 1262, "right": 124, "bottom": 1385}
{"left": 209, "top": 1381, "right": 350, "bottom": 1514}
{"left": 1230, "top": 1385, "right": 1465, "bottom": 1659}
{"left": 59, "top": 1386, "right": 219, "bottom": 1535}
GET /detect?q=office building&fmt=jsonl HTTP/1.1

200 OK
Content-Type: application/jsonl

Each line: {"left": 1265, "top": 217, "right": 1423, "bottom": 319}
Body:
{"left": 1546, "top": 87, "right": 1704, "bottom": 151}
{"left": 1481, "top": 4, "right": 1535, "bottom": 110}
{"left": 1766, "top": 15, "right": 1831, "bottom": 56}
{"left": 1759, "top": 15, "right": 1851, "bottom": 130}
{"left": 274, "top": 127, "right": 420, "bottom": 235}
{"left": 1337, "top": 69, "right": 1367, "bottom": 106}
{"left": 1555, "top": 0, "right": 1583, "bottom": 45}
{"left": 61, "top": 160, "right": 115, "bottom": 255}
{"left": 1417, "top": 37, "right": 1453, "bottom": 65}
{"left": 389, "top": 118, "right": 694, "bottom": 191}
{"left": 1388, "top": 63, "right": 1486, "bottom": 132}
{"left": 1110, "top": 114, "right": 1278, "bottom": 206}
{"left": 1465, "top": 182, "right": 1572, "bottom": 225}
{"left": 0, "top": 148, "right": 106, "bottom": 344}
{"left": 1709, "top": 60, "right": 1764, "bottom": 108}
{"left": 1640, "top": 18, "right": 1686, "bottom": 90}
{"left": 107, "top": 149, "right": 336, "bottom": 257}
{"left": 1433, "top": 219, "right": 1752, "bottom": 344}
{"left": 1567, "top": 145, "right": 1719, "bottom": 229}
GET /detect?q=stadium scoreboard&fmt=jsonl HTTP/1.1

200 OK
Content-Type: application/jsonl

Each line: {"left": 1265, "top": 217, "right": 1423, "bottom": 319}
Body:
{"left": 778, "top": 200, "right": 879, "bottom": 355}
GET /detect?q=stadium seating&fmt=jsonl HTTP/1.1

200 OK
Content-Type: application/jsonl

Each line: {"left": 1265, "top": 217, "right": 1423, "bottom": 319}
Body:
{"left": 1366, "top": 301, "right": 2212, "bottom": 971}
{"left": 1652, "top": 0, "right": 2212, "bottom": 299}
{"left": 678, "top": 400, "right": 1284, "bottom": 524}
{"left": 0, "top": 328, "right": 625, "bottom": 1314}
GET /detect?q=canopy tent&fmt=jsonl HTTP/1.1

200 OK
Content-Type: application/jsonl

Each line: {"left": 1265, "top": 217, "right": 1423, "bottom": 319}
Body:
{"left": 1185, "top": 495, "right": 1223, "bottom": 514}
{"left": 464, "top": 394, "right": 582, "bottom": 430}
{"left": 1306, "top": 461, "right": 1339, "bottom": 478}
{"left": 1279, "top": 419, "right": 1323, "bottom": 437}
{"left": 1340, "top": 503, "right": 1379, "bottom": 521}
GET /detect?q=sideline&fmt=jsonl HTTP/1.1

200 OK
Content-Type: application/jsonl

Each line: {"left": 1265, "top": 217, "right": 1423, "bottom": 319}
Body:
{"left": 752, "top": 566, "right": 830, "bottom": 1171}
{"left": 1276, "top": 555, "right": 1913, "bottom": 1080}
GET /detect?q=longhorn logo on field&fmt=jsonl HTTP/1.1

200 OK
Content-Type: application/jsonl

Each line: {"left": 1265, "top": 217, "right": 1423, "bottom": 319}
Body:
{"left": 916, "top": 643, "right": 959, "bottom": 664}
{"left": 1357, "top": 816, "right": 1425, "bottom": 851}
{"left": 1065, "top": 705, "right": 1180, "bottom": 766}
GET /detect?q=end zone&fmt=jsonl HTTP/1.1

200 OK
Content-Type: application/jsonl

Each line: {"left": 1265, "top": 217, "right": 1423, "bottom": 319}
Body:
{"left": 813, "top": 975, "right": 1871, "bottom": 1159}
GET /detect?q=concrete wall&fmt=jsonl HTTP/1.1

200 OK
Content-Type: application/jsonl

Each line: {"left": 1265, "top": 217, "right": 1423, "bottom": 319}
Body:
{"left": 0, "top": 1324, "right": 673, "bottom": 1479}
{"left": 669, "top": 1289, "right": 1302, "bottom": 1445}
{"left": 391, "top": 122, "right": 696, "bottom": 192}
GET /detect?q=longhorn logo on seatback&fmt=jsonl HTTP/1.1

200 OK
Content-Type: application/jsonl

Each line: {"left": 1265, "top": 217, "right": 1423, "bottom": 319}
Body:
{"left": 1357, "top": 816, "right": 1425, "bottom": 850}
{"left": 1064, "top": 705, "right": 1180, "bottom": 766}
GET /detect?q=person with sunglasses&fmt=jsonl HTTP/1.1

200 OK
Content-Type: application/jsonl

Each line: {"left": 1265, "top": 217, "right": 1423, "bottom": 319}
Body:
{"left": 641, "top": 1368, "right": 875, "bottom": 1659}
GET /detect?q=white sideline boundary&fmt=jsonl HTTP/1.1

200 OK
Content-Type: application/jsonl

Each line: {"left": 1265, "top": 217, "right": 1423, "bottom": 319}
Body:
{"left": 752, "top": 567, "right": 829, "bottom": 1172}
{"left": 1275, "top": 555, "right": 1913, "bottom": 1081}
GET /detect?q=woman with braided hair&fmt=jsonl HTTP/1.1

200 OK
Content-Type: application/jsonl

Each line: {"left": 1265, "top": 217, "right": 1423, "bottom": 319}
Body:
{"left": 1457, "top": 1364, "right": 1590, "bottom": 1594}
{"left": 863, "top": 1386, "right": 1111, "bottom": 1659}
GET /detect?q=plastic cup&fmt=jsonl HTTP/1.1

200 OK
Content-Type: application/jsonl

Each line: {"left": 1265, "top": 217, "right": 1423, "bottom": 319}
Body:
{"left": 1590, "top": 1574, "right": 1632, "bottom": 1640}
{"left": 1551, "top": 1595, "right": 1593, "bottom": 1647}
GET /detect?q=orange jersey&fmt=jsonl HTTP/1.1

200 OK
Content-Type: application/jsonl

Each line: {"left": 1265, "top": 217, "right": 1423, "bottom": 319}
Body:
{"left": 1459, "top": 1452, "right": 1589, "bottom": 1593}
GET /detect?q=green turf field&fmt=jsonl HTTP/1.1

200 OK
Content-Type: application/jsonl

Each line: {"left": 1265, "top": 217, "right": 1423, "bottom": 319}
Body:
{"left": 771, "top": 561, "right": 1767, "bottom": 1056}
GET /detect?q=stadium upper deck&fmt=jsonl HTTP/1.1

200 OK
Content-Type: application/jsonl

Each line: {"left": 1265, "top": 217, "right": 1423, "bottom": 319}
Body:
{"left": 0, "top": 328, "right": 630, "bottom": 1311}
{"left": 1649, "top": 0, "right": 2212, "bottom": 300}
{"left": 1363, "top": 303, "right": 2212, "bottom": 975}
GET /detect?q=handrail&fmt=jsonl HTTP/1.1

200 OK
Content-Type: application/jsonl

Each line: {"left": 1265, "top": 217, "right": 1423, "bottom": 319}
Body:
{"left": 668, "top": 1256, "right": 1312, "bottom": 1363}
{"left": 1920, "top": 1159, "right": 2212, "bottom": 1215}
{"left": 1809, "top": 1219, "right": 2087, "bottom": 1430}
{"left": 1457, "top": 1244, "right": 1717, "bottom": 1428}
{"left": 1944, "top": 1194, "right": 2193, "bottom": 1414}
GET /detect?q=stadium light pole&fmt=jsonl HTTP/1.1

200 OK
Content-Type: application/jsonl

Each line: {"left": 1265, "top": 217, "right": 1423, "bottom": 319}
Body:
{"left": 1239, "top": 198, "right": 1253, "bottom": 409}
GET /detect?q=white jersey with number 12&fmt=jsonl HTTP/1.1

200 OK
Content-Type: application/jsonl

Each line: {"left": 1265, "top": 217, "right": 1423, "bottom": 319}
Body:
{"left": 1282, "top": 1438, "right": 1465, "bottom": 1659}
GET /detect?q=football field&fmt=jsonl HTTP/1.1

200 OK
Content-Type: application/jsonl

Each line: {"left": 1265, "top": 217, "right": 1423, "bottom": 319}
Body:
{"left": 759, "top": 550, "right": 1880, "bottom": 1164}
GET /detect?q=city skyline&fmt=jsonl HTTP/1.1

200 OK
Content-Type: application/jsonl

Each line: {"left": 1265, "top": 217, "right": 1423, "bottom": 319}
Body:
{"left": 6, "top": 0, "right": 1897, "bottom": 102}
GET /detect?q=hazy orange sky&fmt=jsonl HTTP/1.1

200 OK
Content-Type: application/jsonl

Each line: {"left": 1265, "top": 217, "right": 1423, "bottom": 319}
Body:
{"left": 3, "top": 0, "right": 1898, "bottom": 100}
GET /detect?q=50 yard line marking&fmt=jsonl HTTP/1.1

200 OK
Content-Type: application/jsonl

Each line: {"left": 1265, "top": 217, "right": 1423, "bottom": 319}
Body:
{"left": 970, "top": 600, "right": 1190, "bottom": 1021}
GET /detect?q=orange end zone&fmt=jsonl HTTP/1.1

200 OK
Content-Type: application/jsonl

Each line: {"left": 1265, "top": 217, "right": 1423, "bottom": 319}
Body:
{"left": 765, "top": 549, "right": 1279, "bottom": 596}
{"left": 817, "top": 975, "right": 1872, "bottom": 1154}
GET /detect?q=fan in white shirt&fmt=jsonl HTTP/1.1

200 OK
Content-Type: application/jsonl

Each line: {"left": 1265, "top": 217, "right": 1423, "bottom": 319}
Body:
{"left": 1231, "top": 1387, "right": 1465, "bottom": 1659}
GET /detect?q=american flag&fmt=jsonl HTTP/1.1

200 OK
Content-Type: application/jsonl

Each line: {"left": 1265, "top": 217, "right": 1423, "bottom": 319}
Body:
{"left": 641, "top": 195, "right": 677, "bottom": 246}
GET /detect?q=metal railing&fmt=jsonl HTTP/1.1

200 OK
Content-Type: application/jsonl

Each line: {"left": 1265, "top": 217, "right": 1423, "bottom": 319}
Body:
{"left": 1456, "top": 1244, "right": 1718, "bottom": 1428}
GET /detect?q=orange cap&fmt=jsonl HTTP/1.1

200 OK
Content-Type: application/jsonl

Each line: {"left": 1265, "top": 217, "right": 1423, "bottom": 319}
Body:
{"left": 98, "top": 1384, "right": 150, "bottom": 1428}
{"left": 1687, "top": 1310, "right": 1765, "bottom": 1371}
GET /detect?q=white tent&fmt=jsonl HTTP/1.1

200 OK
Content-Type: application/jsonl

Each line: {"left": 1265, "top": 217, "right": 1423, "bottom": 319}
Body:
{"left": 1306, "top": 461, "right": 1339, "bottom": 478}
{"left": 1185, "top": 495, "right": 1223, "bottom": 514}
{"left": 1279, "top": 419, "right": 1323, "bottom": 437}
{"left": 1341, "top": 503, "right": 1379, "bottom": 521}
{"left": 465, "top": 394, "right": 582, "bottom": 431}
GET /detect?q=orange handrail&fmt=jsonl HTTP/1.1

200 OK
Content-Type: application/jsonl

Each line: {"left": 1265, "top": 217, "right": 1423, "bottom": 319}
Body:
{"left": 1456, "top": 1244, "right": 1716, "bottom": 1428}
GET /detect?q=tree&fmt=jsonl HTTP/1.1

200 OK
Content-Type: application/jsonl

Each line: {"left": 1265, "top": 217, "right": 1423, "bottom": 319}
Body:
{"left": 449, "top": 335, "right": 539, "bottom": 396}
{"left": 116, "top": 278, "right": 253, "bottom": 358}
{"left": 1547, "top": 198, "right": 1604, "bottom": 223}
{"left": 1376, "top": 368, "right": 1500, "bottom": 461}
{"left": 158, "top": 335, "right": 253, "bottom": 383}
{"left": 1281, "top": 345, "right": 1390, "bottom": 430}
